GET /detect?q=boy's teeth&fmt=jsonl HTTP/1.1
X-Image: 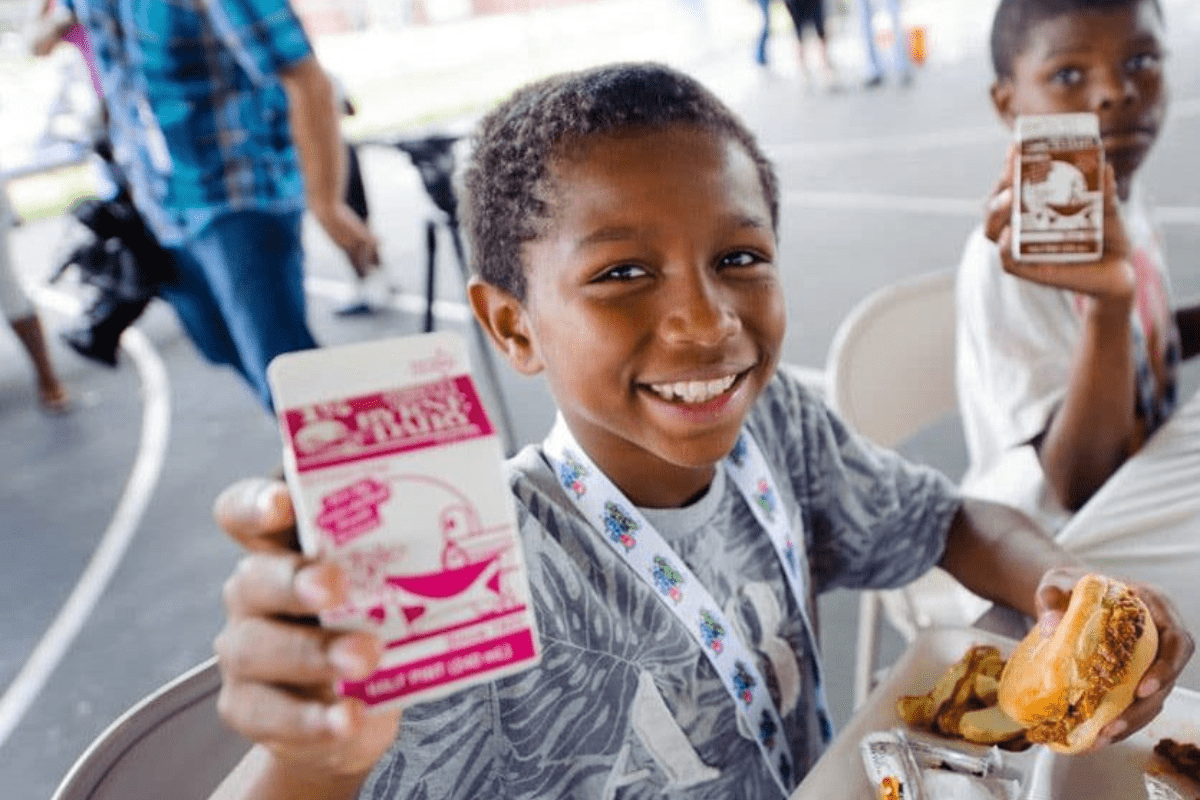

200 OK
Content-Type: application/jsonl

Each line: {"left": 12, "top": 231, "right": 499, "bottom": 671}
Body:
{"left": 650, "top": 374, "right": 737, "bottom": 403}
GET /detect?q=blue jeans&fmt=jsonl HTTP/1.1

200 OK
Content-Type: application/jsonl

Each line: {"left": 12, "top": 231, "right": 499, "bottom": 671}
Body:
{"left": 858, "top": 0, "right": 910, "bottom": 81}
{"left": 756, "top": 0, "right": 771, "bottom": 64}
{"left": 160, "top": 209, "right": 316, "bottom": 410}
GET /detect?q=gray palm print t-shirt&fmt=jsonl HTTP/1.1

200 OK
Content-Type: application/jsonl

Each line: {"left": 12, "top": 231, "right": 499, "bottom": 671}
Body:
{"left": 360, "top": 370, "right": 960, "bottom": 799}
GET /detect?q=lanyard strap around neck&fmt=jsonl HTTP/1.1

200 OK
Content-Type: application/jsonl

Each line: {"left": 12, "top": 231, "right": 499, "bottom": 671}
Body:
{"left": 543, "top": 416, "right": 831, "bottom": 796}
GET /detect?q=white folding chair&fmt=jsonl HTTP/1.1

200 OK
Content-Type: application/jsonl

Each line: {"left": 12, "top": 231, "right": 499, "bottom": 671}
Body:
{"left": 824, "top": 270, "right": 987, "bottom": 708}
{"left": 50, "top": 657, "right": 251, "bottom": 800}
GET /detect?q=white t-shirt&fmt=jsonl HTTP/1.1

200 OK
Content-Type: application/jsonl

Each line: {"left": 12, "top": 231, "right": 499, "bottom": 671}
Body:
{"left": 955, "top": 181, "right": 1179, "bottom": 533}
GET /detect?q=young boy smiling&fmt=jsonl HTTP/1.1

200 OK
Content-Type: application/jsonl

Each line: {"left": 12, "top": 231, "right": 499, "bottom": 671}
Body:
{"left": 958, "top": 0, "right": 1200, "bottom": 533}
{"left": 209, "top": 63, "right": 1192, "bottom": 800}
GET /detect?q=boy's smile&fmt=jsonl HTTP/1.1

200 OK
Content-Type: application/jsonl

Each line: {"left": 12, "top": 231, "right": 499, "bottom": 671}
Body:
{"left": 488, "top": 124, "right": 785, "bottom": 508}
{"left": 992, "top": 0, "right": 1167, "bottom": 200}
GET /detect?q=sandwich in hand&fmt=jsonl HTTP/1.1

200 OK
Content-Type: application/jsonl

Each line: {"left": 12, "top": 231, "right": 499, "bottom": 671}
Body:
{"left": 997, "top": 574, "right": 1158, "bottom": 754}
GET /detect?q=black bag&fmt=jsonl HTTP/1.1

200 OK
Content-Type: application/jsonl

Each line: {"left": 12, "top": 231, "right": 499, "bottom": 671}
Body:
{"left": 51, "top": 188, "right": 172, "bottom": 366}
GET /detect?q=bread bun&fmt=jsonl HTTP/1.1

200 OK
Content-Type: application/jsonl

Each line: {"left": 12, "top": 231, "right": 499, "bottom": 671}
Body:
{"left": 997, "top": 574, "right": 1158, "bottom": 754}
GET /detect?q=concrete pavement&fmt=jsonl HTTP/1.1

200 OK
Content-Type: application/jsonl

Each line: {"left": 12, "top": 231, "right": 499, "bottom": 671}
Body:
{"left": 3, "top": 0, "right": 1200, "bottom": 797}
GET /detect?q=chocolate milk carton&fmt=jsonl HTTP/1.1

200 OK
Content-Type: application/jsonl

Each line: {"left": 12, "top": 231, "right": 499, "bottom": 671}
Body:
{"left": 268, "top": 332, "right": 540, "bottom": 709}
{"left": 1012, "top": 112, "right": 1104, "bottom": 262}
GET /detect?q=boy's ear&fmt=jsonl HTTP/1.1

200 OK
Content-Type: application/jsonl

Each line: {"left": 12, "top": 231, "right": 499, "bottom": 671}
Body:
{"left": 467, "top": 278, "right": 544, "bottom": 376}
{"left": 991, "top": 79, "right": 1017, "bottom": 127}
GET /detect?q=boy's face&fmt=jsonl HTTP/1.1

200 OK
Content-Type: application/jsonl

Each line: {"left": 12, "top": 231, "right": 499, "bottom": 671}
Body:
{"left": 991, "top": 0, "right": 1167, "bottom": 199}
{"left": 475, "top": 125, "right": 785, "bottom": 508}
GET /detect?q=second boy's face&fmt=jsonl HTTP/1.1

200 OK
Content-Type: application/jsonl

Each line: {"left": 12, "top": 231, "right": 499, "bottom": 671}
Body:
{"left": 993, "top": 0, "right": 1167, "bottom": 199}
{"left": 514, "top": 125, "right": 785, "bottom": 508}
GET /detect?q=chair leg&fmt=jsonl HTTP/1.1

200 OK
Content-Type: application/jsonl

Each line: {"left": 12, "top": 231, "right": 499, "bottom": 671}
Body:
{"left": 853, "top": 590, "right": 881, "bottom": 709}
{"left": 423, "top": 219, "right": 437, "bottom": 333}
{"left": 446, "top": 223, "right": 518, "bottom": 457}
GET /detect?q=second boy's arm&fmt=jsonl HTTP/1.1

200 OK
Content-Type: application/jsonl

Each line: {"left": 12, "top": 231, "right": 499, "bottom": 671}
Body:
{"left": 986, "top": 154, "right": 1140, "bottom": 510}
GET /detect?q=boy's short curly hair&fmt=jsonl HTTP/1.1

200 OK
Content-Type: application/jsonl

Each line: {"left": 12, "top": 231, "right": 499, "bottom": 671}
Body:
{"left": 990, "top": 0, "right": 1163, "bottom": 79}
{"left": 459, "top": 62, "right": 780, "bottom": 301}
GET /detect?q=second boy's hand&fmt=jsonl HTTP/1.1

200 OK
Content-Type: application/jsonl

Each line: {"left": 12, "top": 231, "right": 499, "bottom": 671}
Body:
{"left": 985, "top": 146, "right": 1136, "bottom": 306}
{"left": 211, "top": 479, "right": 399, "bottom": 800}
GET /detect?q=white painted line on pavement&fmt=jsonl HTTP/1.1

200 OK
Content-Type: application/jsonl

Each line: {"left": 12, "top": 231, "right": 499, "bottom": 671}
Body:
{"left": 783, "top": 189, "right": 982, "bottom": 217}
{"left": 769, "top": 95, "right": 1199, "bottom": 162}
{"left": 0, "top": 287, "right": 171, "bottom": 751}
{"left": 304, "top": 275, "right": 473, "bottom": 322}
{"left": 770, "top": 125, "right": 1005, "bottom": 161}
{"left": 782, "top": 189, "right": 1200, "bottom": 227}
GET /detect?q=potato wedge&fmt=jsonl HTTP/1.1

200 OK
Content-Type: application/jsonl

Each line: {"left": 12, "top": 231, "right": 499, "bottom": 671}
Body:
{"left": 959, "top": 705, "right": 1026, "bottom": 745}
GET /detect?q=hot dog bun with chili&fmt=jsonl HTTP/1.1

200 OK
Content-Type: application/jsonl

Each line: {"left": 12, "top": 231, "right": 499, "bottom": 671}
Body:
{"left": 997, "top": 574, "right": 1158, "bottom": 754}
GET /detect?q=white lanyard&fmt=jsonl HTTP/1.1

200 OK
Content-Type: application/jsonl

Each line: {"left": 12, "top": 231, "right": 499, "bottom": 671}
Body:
{"left": 543, "top": 416, "right": 831, "bottom": 796}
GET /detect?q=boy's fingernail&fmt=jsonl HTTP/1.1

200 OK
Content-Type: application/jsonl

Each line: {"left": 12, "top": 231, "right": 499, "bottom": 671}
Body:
{"left": 293, "top": 567, "right": 332, "bottom": 608}
{"left": 329, "top": 640, "right": 371, "bottom": 679}
{"left": 256, "top": 483, "right": 283, "bottom": 518}
{"left": 1139, "top": 677, "right": 1160, "bottom": 697}
{"left": 326, "top": 703, "right": 353, "bottom": 736}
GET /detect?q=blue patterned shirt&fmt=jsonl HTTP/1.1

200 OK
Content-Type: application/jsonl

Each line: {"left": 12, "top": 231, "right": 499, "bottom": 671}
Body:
{"left": 64, "top": 0, "right": 313, "bottom": 245}
{"left": 360, "top": 370, "right": 961, "bottom": 799}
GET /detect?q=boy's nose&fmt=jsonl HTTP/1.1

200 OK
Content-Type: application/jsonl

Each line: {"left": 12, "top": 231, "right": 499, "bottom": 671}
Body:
{"left": 1093, "top": 67, "right": 1136, "bottom": 110}
{"left": 659, "top": 274, "right": 741, "bottom": 346}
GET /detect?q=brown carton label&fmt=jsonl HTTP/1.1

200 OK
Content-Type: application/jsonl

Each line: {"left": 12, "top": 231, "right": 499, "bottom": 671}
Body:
{"left": 1012, "top": 114, "right": 1104, "bottom": 262}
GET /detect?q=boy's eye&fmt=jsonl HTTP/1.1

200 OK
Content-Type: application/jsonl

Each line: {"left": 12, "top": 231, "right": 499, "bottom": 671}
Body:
{"left": 1125, "top": 52, "right": 1161, "bottom": 74}
{"left": 719, "top": 250, "right": 769, "bottom": 269}
{"left": 1050, "top": 67, "right": 1083, "bottom": 87}
{"left": 595, "top": 263, "right": 648, "bottom": 282}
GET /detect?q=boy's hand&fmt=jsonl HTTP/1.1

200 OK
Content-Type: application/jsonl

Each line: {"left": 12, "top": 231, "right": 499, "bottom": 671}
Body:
{"left": 212, "top": 478, "right": 401, "bottom": 781}
{"left": 1035, "top": 567, "right": 1195, "bottom": 751}
{"left": 984, "top": 147, "right": 1136, "bottom": 309}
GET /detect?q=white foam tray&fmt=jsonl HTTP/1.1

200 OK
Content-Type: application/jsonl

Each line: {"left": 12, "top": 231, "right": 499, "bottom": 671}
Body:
{"left": 793, "top": 627, "right": 1200, "bottom": 799}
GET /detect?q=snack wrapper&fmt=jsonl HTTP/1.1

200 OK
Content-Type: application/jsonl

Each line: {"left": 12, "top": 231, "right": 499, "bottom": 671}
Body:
{"left": 1144, "top": 774, "right": 1189, "bottom": 800}
{"left": 861, "top": 729, "right": 1023, "bottom": 800}
{"left": 267, "top": 331, "right": 541, "bottom": 710}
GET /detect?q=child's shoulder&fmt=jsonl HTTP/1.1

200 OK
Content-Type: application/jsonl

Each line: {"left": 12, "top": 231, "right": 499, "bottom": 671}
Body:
{"left": 751, "top": 364, "right": 830, "bottom": 430}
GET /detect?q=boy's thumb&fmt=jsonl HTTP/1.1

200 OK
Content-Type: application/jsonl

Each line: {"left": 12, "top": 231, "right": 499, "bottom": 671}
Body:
{"left": 213, "top": 478, "right": 298, "bottom": 552}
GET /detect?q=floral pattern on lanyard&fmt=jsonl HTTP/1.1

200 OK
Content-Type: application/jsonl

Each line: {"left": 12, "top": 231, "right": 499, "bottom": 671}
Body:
{"left": 542, "top": 417, "right": 830, "bottom": 797}
{"left": 754, "top": 477, "right": 777, "bottom": 521}
{"left": 651, "top": 555, "right": 685, "bottom": 603}
{"left": 699, "top": 610, "right": 726, "bottom": 653}
{"left": 602, "top": 501, "right": 639, "bottom": 551}
{"left": 733, "top": 660, "right": 757, "bottom": 706}
{"left": 558, "top": 452, "right": 589, "bottom": 498}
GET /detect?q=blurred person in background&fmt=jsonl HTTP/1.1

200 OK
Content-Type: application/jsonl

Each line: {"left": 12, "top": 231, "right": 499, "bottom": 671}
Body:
{"left": 756, "top": 1, "right": 839, "bottom": 90}
{"left": 1, "top": 179, "right": 70, "bottom": 414}
{"left": 856, "top": 0, "right": 912, "bottom": 88}
{"left": 34, "top": 0, "right": 381, "bottom": 412}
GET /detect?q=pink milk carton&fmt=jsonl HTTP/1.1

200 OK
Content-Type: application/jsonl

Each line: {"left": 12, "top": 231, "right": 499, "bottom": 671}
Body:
{"left": 1012, "top": 112, "right": 1105, "bottom": 262}
{"left": 267, "top": 331, "right": 540, "bottom": 709}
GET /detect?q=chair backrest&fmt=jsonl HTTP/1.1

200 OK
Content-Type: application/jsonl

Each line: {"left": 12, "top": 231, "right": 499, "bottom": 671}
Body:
{"left": 825, "top": 270, "right": 958, "bottom": 450}
{"left": 51, "top": 658, "right": 251, "bottom": 800}
{"left": 825, "top": 271, "right": 984, "bottom": 708}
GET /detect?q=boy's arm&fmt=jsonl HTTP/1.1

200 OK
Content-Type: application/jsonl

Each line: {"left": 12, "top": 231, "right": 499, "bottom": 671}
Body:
{"left": 1034, "top": 287, "right": 1135, "bottom": 510}
{"left": 986, "top": 153, "right": 1139, "bottom": 510}
{"left": 208, "top": 479, "right": 401, "bottom": 800}
{"left": 937, "top": 498, "right": 1082, "bottom": 618}
{"left": 940, "top": 497, "right": 1195, "bottom": 748}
